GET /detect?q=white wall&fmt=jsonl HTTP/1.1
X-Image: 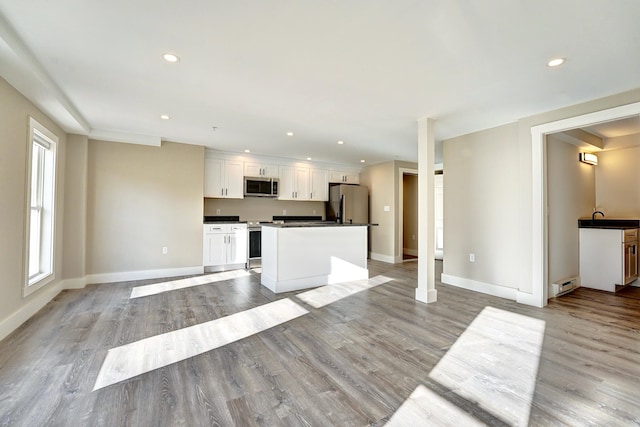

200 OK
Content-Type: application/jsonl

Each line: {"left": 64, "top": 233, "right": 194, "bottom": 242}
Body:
{"left": 546, "top": 135, "right": 595, "bottom": 284}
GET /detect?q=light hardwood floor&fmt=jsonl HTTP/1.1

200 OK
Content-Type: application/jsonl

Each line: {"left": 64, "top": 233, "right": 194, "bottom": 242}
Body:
{"left": 0, "top": 260, "right": 639, "bottom": 426}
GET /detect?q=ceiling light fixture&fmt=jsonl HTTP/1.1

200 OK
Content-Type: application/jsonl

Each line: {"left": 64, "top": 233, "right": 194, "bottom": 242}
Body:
{"left": 244, "top": 149, "right": 251, "bottom": 153}
{"left": 306, "top": 157, "right": 312, "bottom": 161}
{"left": 160, "top": 114, "right": 170, "bottom": 120}
{"left": 286, "top": 132, "right": 294, "bottom": 136}
{"left": 579, "top": 152, "right": 598, "bottom": 165}
{"left": 338, "top": 140, "right": 344, "bottom": 145}
{"left": 547, "top": 57, "right": 565, "bottom": 67}
{"left": 162, "top": 53, "right": 180, "bottom": 63}
{"left": 360, "top": 159, "right": 366, "bottom": 163}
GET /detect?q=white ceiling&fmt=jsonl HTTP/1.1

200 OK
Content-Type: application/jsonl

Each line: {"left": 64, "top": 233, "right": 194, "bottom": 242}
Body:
{"left": 1, "top": 1, "right": 639, "bottom": 166}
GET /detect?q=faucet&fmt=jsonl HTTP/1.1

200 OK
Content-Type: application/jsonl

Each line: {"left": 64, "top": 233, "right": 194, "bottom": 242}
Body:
{"left": 592, "top": 210, "right": 605, "bottom": 221}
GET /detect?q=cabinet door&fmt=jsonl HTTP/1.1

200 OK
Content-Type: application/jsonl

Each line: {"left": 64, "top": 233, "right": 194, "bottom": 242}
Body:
{"left": 244, "top": 162, "right": 263, "bottom": 177}
{"left": 227, "top": 227, "right": 248, "bottom": 264}
{"left": 343, "top": 172, "right": 360, "bottom": 184}
{"left": 328, "top": 170, "right": 345, "bottom": 183}
{"left": 294, "top": 167, "right": 310, "bottom": 200}
{"left": 203, "top": 233, "right": 226, "bottom": 266}
{"left": 262, "top": 164, "right": 279, "bottom": 178}
{"left": 225, "top": 160, "right": 245, "bottom": 199}
{"left": 310, "top": 169, "right": 328, "bottom": 201}
{"left": 204, "top": 158, "right": 224, "bottom": 197}
{"left": 278, "top": 166, "right": 295, "bottom": 200}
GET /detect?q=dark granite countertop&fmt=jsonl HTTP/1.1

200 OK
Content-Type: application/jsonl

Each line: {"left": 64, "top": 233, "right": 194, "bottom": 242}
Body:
{"left": 262, "top": 222, "right": 378, "bottom": 228}
{"left": 203, "top": 215, "right": 241, "bottom": 224}
{"left": 578, "top": 218, "right": 640, "bottom": 229}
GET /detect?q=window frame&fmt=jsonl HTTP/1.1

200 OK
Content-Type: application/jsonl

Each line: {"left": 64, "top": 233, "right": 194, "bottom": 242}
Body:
{"left": 23, "top": 117, "right": 58, "bottom": 297}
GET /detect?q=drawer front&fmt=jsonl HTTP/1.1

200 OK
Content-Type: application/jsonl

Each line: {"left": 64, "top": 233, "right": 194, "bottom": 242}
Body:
{"left": 204, "top": 223, "right": 247, "bottom": 234}
{"left": 624, "top": 229, "right": 638, "bottom": 242}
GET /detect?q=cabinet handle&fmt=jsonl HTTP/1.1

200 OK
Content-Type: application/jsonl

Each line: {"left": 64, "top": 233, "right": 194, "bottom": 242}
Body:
{"left": 221, "top": 188, "right": 224, "bottom": 196}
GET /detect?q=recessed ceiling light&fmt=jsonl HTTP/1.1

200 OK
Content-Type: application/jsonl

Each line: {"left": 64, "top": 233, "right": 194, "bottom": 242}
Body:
{"left": 286, "top": 132, "right": 294, "bottom": 136}
{"left": 244, "top": 149, "right": 251, "bottom": 153}
{"left": 337, "top": 140, "right": 344, "bottom": 145}
{"left": 160, "top": 114, "right": 170, "bottom": 120}
{"left": 306, "top": 157, "right": 312, "bottom": 161}
{"left": 162, "top": 53, "right": 180, "bottom": 63}
{"left": 360, "top": 159, "right": 366, "bottom": 163}
{"left": 547, "top": 57, "right": 565, "bottom": 67}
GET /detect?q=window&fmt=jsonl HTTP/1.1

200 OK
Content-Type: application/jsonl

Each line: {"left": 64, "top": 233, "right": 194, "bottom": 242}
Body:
{"left": 25, "top": 117, "right": 57, "bottom": 295}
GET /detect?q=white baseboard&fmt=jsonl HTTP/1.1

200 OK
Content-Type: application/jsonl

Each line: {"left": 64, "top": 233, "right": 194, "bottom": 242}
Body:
{"left": 441, "top": 274, "right": 518, "bottom": 301}
{"left": 85, "top": 266, "right": 205, "bottom": 285}
{"left": 61, "top": 277, "right": 87, "bottom": 289}
{"left": 403, "top": 248, "right": 418, "bottom": 257}
{"left": 0, "top": 280, "right": 64, "bottom": 342}
{"left": 369, "top": 252, "right": 397, "bottom": 264}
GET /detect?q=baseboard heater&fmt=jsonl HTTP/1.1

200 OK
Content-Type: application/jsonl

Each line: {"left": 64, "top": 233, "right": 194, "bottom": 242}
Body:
{"left": 550, "top": 276, "right": 579, "bottom": 297}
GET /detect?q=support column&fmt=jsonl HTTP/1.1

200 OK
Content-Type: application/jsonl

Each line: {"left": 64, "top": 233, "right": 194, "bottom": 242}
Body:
{"left": 415, "top": 117, "right": 437, "bottom": 303}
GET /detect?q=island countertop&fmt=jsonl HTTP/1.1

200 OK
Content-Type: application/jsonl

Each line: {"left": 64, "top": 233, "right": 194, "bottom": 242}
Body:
{"left": 578, "top": 218, "right": 640, "bottom": 229}
{"left": 262, "top": 222, "right": 378, "bottom": 228}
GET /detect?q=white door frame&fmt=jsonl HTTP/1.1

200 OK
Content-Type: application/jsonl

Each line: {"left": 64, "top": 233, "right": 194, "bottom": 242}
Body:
{"left": 529, "top": 101, "right": 640, "bottom": 307}
{"left": 398, "top": 167, "right": 418, "bottom": 263}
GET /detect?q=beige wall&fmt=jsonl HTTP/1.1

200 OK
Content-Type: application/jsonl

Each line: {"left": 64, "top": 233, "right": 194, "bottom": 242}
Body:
{"left": 360, "top": 161, "right": 395, "bottom": 260}
{"left": 86, "top": 140, "right": 204, "bottom": 274}
{"left": 403, "top": 174, "right": 418, "bottom": 253}
{"left": 63, "top": 134, "right": 88, "bottom": 280}
{"left": 547, "top": 135, "right": 595, "bottom": 284}
{"left": 204, "top": 198, "right": 325, "bottom": 221}
{"left": 595, "top": 142, "right": 640, "bottom": 217}
{"left": 443, "top": 123, "right": 520, "bottom": 289}
{"left": 0, "top": 77, "right": 67, "bottom": 330}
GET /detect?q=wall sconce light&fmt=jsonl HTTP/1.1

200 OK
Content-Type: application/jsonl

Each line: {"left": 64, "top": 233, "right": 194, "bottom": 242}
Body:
{"left": 579, "top": 152, "right": 598, "bottom": 165}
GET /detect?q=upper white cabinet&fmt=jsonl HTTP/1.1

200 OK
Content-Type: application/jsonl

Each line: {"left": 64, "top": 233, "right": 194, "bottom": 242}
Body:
{"left": 279, "top": 166, "right": 311, "bottom": 200}
{"left": 244, "top": 162, "right": 278, "bottom": 178}
{"left": 310, "top": 169, "right": 328, "bottom": 201}
{"left": 329, "top": 170, "right": 359, "bottom": 184}
{"left": 204, "top": 158, "right": 244, "bottom": 198}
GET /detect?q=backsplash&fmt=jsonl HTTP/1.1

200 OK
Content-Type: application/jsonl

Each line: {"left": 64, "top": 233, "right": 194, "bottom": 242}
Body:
{"left": 204, "top": 197, "right": 326, "bottom": 221}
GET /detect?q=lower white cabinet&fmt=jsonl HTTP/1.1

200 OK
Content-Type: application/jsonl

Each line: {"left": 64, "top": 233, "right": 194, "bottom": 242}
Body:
{"left": 203, "top": 224, "right": 247, "bottom": 267}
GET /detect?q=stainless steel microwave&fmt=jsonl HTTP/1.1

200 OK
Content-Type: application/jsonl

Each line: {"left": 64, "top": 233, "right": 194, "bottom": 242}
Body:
{"left": 244, "top": 177, "right": 278, "bottom": 197}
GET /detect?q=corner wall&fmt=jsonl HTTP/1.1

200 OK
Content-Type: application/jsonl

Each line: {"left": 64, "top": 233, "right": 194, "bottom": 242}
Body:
{"left": 0, "top": 77, "right": 68, "bottom": 341}
{"left": 86, "top": 140, "right": 205, "bottom": 278}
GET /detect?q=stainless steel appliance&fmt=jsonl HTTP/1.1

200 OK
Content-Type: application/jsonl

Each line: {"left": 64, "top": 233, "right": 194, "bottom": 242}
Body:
{"left": 246, "top": 220, "right": 275, "bottom": 268}
{"left": 244, "top": 177, "right": 278, "bottom": 197}
{"left": 326, "top": 184, "right": 369, "bottom": 224}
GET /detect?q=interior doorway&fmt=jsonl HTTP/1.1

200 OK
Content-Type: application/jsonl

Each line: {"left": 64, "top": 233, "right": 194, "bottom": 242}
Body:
{"left": 402, "top": 172, "right": 418, "bottom": 260}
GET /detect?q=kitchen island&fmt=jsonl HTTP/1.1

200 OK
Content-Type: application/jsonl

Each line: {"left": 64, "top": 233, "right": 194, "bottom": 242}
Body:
{"left": 260, "top": 222, "right": 374, "bottom": 293}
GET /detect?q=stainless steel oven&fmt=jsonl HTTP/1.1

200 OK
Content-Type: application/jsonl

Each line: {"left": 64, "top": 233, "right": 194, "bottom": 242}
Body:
{"left": 246, "top": 220, "right": 267, "bottom": 268}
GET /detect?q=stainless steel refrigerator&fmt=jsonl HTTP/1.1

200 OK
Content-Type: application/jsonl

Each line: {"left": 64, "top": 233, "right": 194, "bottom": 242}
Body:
{"left": 326, "top": 184, "right": 369, "bottom": 224}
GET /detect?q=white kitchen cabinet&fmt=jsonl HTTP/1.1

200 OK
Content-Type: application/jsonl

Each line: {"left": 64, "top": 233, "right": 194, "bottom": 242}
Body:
{"left": 309, "top": 168, "right": 328, "bottom": 201}
{"left": 579, "top": 228, "right": 638, "bottom": 292}
{"left": 244, "top": 162, "right": 279, "bottom": 178}
{"left": 203, "top": 224, "right": 247, "bottom": 267}
{"left": 204, "top": 158, "right": 244, "bottom": 198}
{"left": 279, "top": 166, "right": 310, "bottom": 200}
{"left": 329, "top": 170, "right": 359, "bottom": 184}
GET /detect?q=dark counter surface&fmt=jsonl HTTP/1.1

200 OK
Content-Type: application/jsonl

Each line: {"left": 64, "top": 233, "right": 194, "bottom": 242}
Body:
{"left": 262, "top": 222, "right": 377, "bottom": 228}
{"left": 578, "top": 218, "right": 640, "bottom": 229}
{"left": 203, "top": 215, "right": 241, "bottom": 223}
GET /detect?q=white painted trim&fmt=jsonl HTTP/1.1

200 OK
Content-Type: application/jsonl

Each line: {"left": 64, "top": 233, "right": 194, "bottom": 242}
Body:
{"left": 85, "top": 266, "right": 205, "bottom": 285}
{"left": 61, "top": 277, "right": 88, "bottom": 289}
{"left": 89, "top": 129, "right": 161, "bottom": 147}
{"left": 403, "top": 248, "right": 418, "bottom": 256}
{"left": 415, "top": 287, "right": 437, "bottom": 303}
{"left": 0, "top": 281, "right": 64, "bottom": 342}
{"left": 441, "top": 274, "right": 518, "bottom": 301}
{"left": 531, "top": 101, "right": 640, "bottom": 308}
{"left": 369, "top": 252, "right": 396, "bottom": 264}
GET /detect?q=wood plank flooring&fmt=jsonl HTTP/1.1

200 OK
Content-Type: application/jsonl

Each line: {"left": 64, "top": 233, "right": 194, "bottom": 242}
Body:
{"left": 0, "top": 260, "right": 639, "bottom": 426}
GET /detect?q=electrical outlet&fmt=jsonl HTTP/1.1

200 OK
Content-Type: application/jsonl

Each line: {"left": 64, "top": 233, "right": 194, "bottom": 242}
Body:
{"left": 313, "top": 209, "right": 316, "bottom": 215}
{"left": 162, "top": 246, "right": 168, "bottom": 255}
{"left": 283, "top": 209, "right": 286, "bottom": 215}
{"left": 216, "top": 209, "right": 221, "bottom": 215}
{"left": 469, "top": 253, "right": 475, "bottom": 263}
{"left": 412, "top": 234, "right": 416, "bottom": 240}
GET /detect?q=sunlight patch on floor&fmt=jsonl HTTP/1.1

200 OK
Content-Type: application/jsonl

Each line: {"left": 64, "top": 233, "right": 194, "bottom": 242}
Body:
{"left": 130, "top": 269, "right": 251, "bottom": 298}
{"left": 93, "top": 298, "right": 308, "bottom": 390}
{"left": 295, "top": 275, "right": 393, "bottom": 308}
